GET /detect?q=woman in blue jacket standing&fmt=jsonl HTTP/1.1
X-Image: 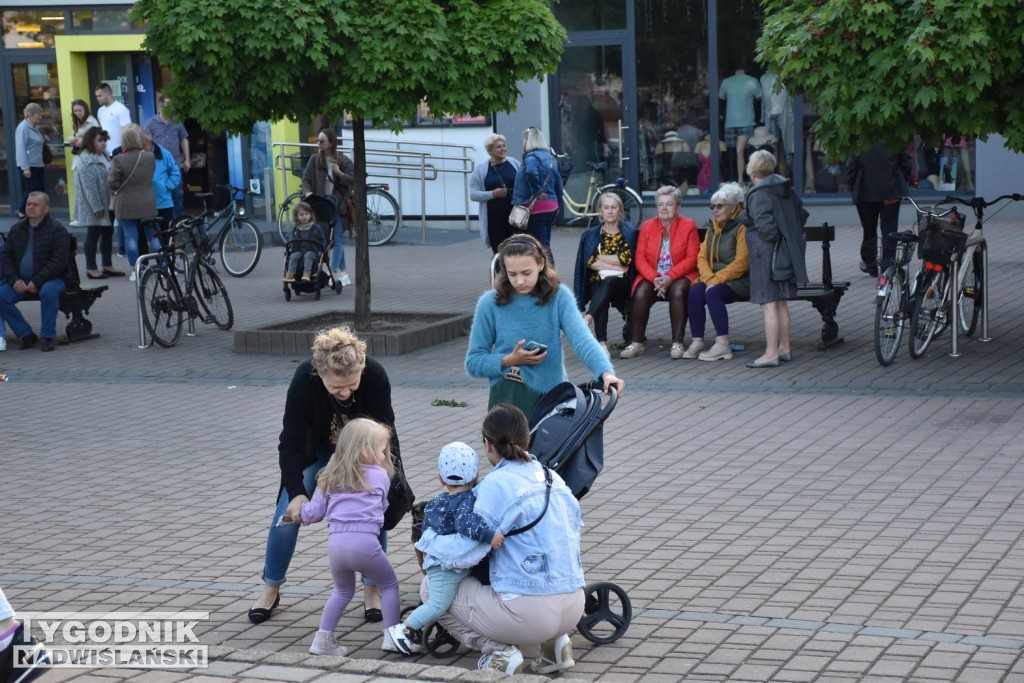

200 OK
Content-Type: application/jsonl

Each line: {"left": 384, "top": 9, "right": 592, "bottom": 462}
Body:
{"left": 511, "top": 127, "right": 563, "bottom": 253}
{"left": 573, "top": 191, "right": 638, "bottom": 351}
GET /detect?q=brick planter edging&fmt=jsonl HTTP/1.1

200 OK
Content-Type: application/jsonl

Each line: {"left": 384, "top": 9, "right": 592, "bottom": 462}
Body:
{"left": 233, "top": 313, "right": 474, "bottom": 356}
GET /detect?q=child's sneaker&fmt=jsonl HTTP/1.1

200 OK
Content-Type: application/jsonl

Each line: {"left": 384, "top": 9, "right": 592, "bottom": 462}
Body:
{"left": 302, "top": 272, "right": 312, "bottom": 282}
{"left": 385, "top": 623, "right": 424, "bottom": 654}
{"left": 309, "top": 630, "right": 347, "bottom": 656}
{"left": 283, "top": 273, "right": 295, "bottom": 282}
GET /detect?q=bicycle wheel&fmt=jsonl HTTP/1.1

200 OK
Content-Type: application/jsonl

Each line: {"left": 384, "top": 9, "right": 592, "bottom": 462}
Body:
{"left": 140, "top": 266, "right": 184, "bottom": 348}
{"left": 194, "top": 261, "right": 234, "bottom": 330}
{"left": 366, "top": 188, "right": 400, "bottom": 246}
{"left": 958, "top": 251, "right": 982, "bottom": 336}
{"left": 908, "top": 269, "right": 950, "bottom": 359}
{"left": 219, "top": 218, "right": 261, "bottom": 277}
{"left": 591, "top": 185, "right": 643, "bottom": 225}
{"left": 277, "top": 192, "right": 302, "bottom": 245}
{"left": 874, "top": 268, "right": 906, "bottom": 366}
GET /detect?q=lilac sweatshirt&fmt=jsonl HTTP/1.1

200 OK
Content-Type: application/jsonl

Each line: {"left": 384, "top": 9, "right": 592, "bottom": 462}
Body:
{"left": 299, "top": 464, "right": 390, "bottom": 534}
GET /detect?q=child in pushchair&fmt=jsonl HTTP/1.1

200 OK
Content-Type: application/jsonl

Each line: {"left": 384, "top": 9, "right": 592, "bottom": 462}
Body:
{"left": 282, "top": 201, "right": 326, "bottom": 284}
{"left": 282, "top": 193, "right": 343, "bottom": 300}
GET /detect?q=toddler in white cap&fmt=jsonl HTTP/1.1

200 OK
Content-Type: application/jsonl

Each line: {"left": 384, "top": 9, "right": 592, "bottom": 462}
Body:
{"left": 386, "top": 441, "right": 504, "bottom": 654}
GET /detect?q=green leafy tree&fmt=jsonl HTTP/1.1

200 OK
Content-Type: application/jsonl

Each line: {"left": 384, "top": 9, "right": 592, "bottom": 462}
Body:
{"left": 756, "top": 0, "right": 1024, "bottom": 157}
{"left": 134, "top": 0, "right": 565, "bottom": 324}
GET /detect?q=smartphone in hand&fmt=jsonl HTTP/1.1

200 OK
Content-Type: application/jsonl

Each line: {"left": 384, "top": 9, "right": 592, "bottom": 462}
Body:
{"left": 523, "top": 340, "right": 548, "bottom": 352}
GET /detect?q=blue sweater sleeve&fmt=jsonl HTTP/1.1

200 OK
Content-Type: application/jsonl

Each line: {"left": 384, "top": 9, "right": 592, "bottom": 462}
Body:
{"left": 465, "top": 290, "right": 505, "bottom": 382}
{"left": 556, "top": 286, "right": 615, "bottom": 380}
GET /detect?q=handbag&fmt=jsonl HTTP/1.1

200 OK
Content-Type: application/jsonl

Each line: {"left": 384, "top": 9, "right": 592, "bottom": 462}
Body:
{"left": 383, "top": 449, "right": 415, "bottom": 531}
{"left": 470, "top": 465, "right": 553, "bottom": 585}
{"left": 508, "top": 153, "right": 555, "bottom": 231}
{"left": 42, "top": 144, "right": 53, "bottom": 164}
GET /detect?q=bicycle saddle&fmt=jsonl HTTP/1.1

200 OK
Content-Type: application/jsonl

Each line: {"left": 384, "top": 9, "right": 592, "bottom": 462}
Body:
{"left": 194, "top": 192, "right": 214, "bottom": 200}
{"left": 587, "top": 161, "right": 608, "bottom": 171}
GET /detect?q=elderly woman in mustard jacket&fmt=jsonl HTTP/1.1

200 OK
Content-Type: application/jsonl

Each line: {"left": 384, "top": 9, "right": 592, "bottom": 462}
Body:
{"left": 682, "top": 182, "right": 749, "bottom": 361}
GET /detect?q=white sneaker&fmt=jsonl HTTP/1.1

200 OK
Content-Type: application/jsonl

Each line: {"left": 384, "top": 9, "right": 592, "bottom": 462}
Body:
{"left": 339, "top": 271, "right": 352, "bottom": 286}
{"left": 698, "top": 342, "right": 733, "bottom": 361}
{"left": 0, "top": 337, "right": 6, "bottom": 351}
{"left": 309, "top": 630, "right": 347, "bottom": 656}
{"left": 385, "top": 623, "right": 424, "bottom": 654}
{"left": 129, "top": 271, "right": 136, "bottom": 282}
{"left": 681, "top": 339, "right": 705, "bottom": 359}
{"left": 530, "top": 634, "right": 575, "bottom": 674}
{"left": 478, "top": 646, "right": 525, "bottom": 675}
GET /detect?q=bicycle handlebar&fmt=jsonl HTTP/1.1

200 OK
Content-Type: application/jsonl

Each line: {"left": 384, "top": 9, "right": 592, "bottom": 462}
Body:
{"left": 900, "top": 195, "right": 958, "bottom": 219}
{"left": 936, "top": 193, "right": 1024, "bottom": 212}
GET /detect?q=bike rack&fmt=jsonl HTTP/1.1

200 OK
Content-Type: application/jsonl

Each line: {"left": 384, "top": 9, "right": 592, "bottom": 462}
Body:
{"left": 135, "top": 252, "right": 194, "bottom": 348}
{"left": 947, "top": 236, "right": 988, "bottom": 358}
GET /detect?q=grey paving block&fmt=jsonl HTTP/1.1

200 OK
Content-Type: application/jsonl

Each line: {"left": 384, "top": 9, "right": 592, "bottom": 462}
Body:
{"left": 243, "top": 664, "right": 321, "bottom": 681}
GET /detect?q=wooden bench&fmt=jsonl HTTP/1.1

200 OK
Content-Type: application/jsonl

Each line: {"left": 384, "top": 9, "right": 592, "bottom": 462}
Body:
{"left": 696, "top": 222, "right": 850, "bottom": 348}
{"left": 20, "top": 235, "right": 108, "bottom": 342}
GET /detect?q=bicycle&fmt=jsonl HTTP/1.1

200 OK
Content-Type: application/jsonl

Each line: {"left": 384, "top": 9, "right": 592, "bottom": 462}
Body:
{"left": 872, "top": 226, "right": 919, "bottom": 366}
{"left": 556, "top": 154, "right": 643, "bottom": 226}
{"left": 180, "top": 185, "right": 262, "bottom": 277}
{"left": 139, "top": 219, "right": 234, "bottom": 348}
{"left": 904, "top": 193, "right": 1021, "bottom": 359}
{"left": 276, "top": 184, "right": 401, "bottom": 247}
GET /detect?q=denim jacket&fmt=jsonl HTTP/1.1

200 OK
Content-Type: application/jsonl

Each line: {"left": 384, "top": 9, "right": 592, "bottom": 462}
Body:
{"left": 511, "top": 150, "right": 563, "bottom": 207}
{"left": 473, "top": 457, "right": 584, "bottom": 595}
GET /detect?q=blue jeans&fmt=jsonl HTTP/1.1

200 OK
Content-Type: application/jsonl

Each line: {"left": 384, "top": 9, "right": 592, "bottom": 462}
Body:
{"left": 405, "top": 565, "right": 469, "bottom": 631}
{"left": 0, "top": 279, "right": 67, "bottom": 339}
{"left": 120, "top": 219, "right": 161, "bottom": 269}
{"left": 329, "top": 213, "right": 348, "bottom": 272}
{"left": 526, "top": 210, "right": 557, "bottom": 261}
{"left": 263, "top": 445, "right": 387, "bottom": 587}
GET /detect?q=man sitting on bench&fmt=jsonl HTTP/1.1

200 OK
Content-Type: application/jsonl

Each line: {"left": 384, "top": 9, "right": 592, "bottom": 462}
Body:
{"left": 0, "top": 191, "right": 71, "bottom": 352}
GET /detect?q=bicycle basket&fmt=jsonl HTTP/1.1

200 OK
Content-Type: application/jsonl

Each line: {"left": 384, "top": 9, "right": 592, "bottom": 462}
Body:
{"left": 917, "top": 213, "right": 966, "bottom": 265}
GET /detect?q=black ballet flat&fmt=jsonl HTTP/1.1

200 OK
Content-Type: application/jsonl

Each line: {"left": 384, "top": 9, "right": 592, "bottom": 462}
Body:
{"left": 364, "top": 607, "right": 383, "bottom": 623}
{"left": 86, "top": 271, "right": 109, "bottom": 280}
{"left": 247, "top": 593, "right": 280, "bottom": 624}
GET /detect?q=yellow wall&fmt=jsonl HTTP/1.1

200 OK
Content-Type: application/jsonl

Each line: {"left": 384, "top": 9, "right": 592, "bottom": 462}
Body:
{"left": 54, "top": 34, "right": 144, "bottom": 212}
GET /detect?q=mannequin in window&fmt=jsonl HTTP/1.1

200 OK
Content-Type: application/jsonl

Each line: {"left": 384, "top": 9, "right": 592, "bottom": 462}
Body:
{"left": 695, "top": 134, "right": 726, "bottom": 196}
{"left": 718, "top": 68, "right": 762, "bottom": 182}
{"left": 759, "top": 72, "right": 794, "bottom": 175}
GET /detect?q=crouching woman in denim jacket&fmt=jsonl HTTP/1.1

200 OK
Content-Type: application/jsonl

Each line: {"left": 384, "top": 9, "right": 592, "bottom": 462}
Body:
{"left": 421, "top": 403, "right": 584, "bottom": 676}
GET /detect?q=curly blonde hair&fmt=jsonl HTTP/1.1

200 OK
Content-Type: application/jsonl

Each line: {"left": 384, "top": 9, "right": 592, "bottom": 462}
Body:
{"left": 315, "top": 418, "right": 394, "bottom": 495}
{"left": 311, "top": 327, "right": 366, "bottom": 378}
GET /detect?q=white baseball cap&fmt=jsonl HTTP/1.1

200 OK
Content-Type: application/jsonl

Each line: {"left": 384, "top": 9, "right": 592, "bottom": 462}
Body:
{"left": 438, "top": 441, "right": 479, "bottom": 485}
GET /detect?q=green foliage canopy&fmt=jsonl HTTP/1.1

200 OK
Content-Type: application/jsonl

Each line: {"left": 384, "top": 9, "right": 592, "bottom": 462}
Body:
{"left": 134, "top": 0, "right": 566, "bottom": 133}
{"left": 756, "top": 0, "right": 1024, "bottom": 157}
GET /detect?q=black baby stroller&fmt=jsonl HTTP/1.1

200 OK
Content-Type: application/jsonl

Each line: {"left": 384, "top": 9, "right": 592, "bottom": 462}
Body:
{"left": 413, "top": 380, "right": 631, "bottom": 657}
{"left": 282, "top": 193, "right": 343, "bottom": 301}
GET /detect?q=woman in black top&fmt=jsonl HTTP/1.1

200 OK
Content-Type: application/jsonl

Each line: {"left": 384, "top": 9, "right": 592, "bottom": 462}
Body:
{"left": 248, "top": 327, "right": 402, "bottom": 625}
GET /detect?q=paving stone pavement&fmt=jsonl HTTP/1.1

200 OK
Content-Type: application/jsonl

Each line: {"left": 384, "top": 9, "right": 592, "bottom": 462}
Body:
{"left": 2, "top": 211, "right": 1024, "bottom": 682}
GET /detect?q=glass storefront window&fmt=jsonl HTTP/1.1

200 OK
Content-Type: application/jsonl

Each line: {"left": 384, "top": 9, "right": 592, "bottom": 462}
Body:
{"left": 635, "top": 0, "right": 709, "bottom": 195}
{"left": 553, "top": 0, "right": 626, "bottom": 31}
{"left": 2, "top": 11, "right": 66, "bottom": 49}
{"left": 71, "top": 10, "right": 146, "bottom": 33}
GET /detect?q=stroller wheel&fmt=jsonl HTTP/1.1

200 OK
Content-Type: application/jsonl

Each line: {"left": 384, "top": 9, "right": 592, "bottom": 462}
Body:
{"left": 424, "top": 621, "right": 460, "bottom": 658}
{"left": 283, "top": 286, "right": 291, "bottom": 301}
{"left": 577, "top": 581, "right": 631, "bottom": 644}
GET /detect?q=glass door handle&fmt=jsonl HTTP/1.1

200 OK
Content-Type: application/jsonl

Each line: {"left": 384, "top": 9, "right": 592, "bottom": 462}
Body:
{"left": 618, "top": 120, "right": 629, "bottom": 165}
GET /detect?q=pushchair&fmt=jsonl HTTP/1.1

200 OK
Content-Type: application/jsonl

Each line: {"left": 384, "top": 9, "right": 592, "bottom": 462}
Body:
{"left": 281, "top": 193, "right": 343, "bottom": 301}
{"left": 409, "top": 380, "right": 631, "bottom": 656}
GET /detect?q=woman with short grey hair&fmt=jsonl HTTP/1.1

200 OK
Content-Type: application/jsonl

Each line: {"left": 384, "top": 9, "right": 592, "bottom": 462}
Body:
{"left": 470, "top": 133, "right": 520, "bottom": 252}
{"left": 683, "top": 182, "right": 750, "bottom": 361}
{"left": 15, "top": 103, "right": 47, "bottom": 218}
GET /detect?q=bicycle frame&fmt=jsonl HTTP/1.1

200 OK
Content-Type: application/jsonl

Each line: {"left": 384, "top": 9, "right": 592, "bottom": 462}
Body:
{"left": 561, "top": 170, "right": 603, "bottom": 218}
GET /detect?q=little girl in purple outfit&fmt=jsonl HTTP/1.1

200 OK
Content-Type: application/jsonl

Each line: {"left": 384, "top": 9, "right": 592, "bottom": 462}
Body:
{"left": 294, "top": 417, "right": 402, "bottom": 656}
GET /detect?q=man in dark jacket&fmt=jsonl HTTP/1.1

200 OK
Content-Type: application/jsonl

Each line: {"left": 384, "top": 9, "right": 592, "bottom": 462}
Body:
{"left": 0, "top": 191, "right": 70, "bottom": 351}
{"left": 847, "top": 140, "right": 912, "bottom": 276}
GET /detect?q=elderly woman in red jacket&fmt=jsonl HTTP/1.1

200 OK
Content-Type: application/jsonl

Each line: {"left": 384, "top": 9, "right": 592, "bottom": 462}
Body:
{"left": 618, "top": 185, "right": 700, "bottom": 360}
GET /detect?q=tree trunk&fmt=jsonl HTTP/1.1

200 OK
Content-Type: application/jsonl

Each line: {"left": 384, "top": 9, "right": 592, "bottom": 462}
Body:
{"left": 352, "top": 119, "right": 371, "bottom": 327}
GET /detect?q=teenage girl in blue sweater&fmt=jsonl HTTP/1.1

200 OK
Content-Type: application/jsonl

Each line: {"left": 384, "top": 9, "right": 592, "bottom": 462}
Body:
{"left": 466, "top": 234, "right": 625, "bottom": 416}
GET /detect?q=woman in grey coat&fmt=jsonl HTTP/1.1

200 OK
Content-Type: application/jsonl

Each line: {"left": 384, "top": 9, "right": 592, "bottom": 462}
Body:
{"left": 74, "top": 127, "right": 121, "bottom": 279}
{"left": 108, "top": 126, "right": 157, "bottom": 279}
{"left": 742, "top": 150, "right": 808, "bottom": 368}
{"left": 469, "top": 133, "right": 521, "bottom": 253}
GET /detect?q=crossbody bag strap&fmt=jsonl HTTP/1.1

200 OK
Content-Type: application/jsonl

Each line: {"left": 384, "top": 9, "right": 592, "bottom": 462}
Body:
{"left": 504, "top": 465, "right": 553, "bottom": 538}
{"left": 113, "top": 152, "right": 142, "bottom": 196}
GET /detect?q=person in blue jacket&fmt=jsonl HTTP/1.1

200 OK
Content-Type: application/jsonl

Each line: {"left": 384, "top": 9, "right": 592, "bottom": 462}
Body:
{"left": 573, "top": 191, "right": 639, "bottom": 351}
{"left": 510, "top": 127, "right": 563, "bottom": 254}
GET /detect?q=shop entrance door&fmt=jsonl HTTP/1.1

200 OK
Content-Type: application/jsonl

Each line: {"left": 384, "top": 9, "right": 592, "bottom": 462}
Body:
{"left": 554, "top": 43, "right": 638, "bottom": 207}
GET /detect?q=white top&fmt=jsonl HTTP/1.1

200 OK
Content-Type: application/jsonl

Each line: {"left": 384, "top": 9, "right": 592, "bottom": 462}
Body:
{"left": 97, "top": 100, "right": 132, "bottom": 150}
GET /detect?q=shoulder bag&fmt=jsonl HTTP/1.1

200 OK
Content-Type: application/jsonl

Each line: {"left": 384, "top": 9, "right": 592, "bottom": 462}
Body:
{"left": 470, "top": 464, "right": 553, "bottom": 585}
{"left": 509, "top": 153, "right": 554, "bottom": 231}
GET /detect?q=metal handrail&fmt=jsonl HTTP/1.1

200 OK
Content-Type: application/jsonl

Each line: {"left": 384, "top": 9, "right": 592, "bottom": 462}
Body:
{"left": 272, "top": 139, "right": 477, "bottom": 241}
